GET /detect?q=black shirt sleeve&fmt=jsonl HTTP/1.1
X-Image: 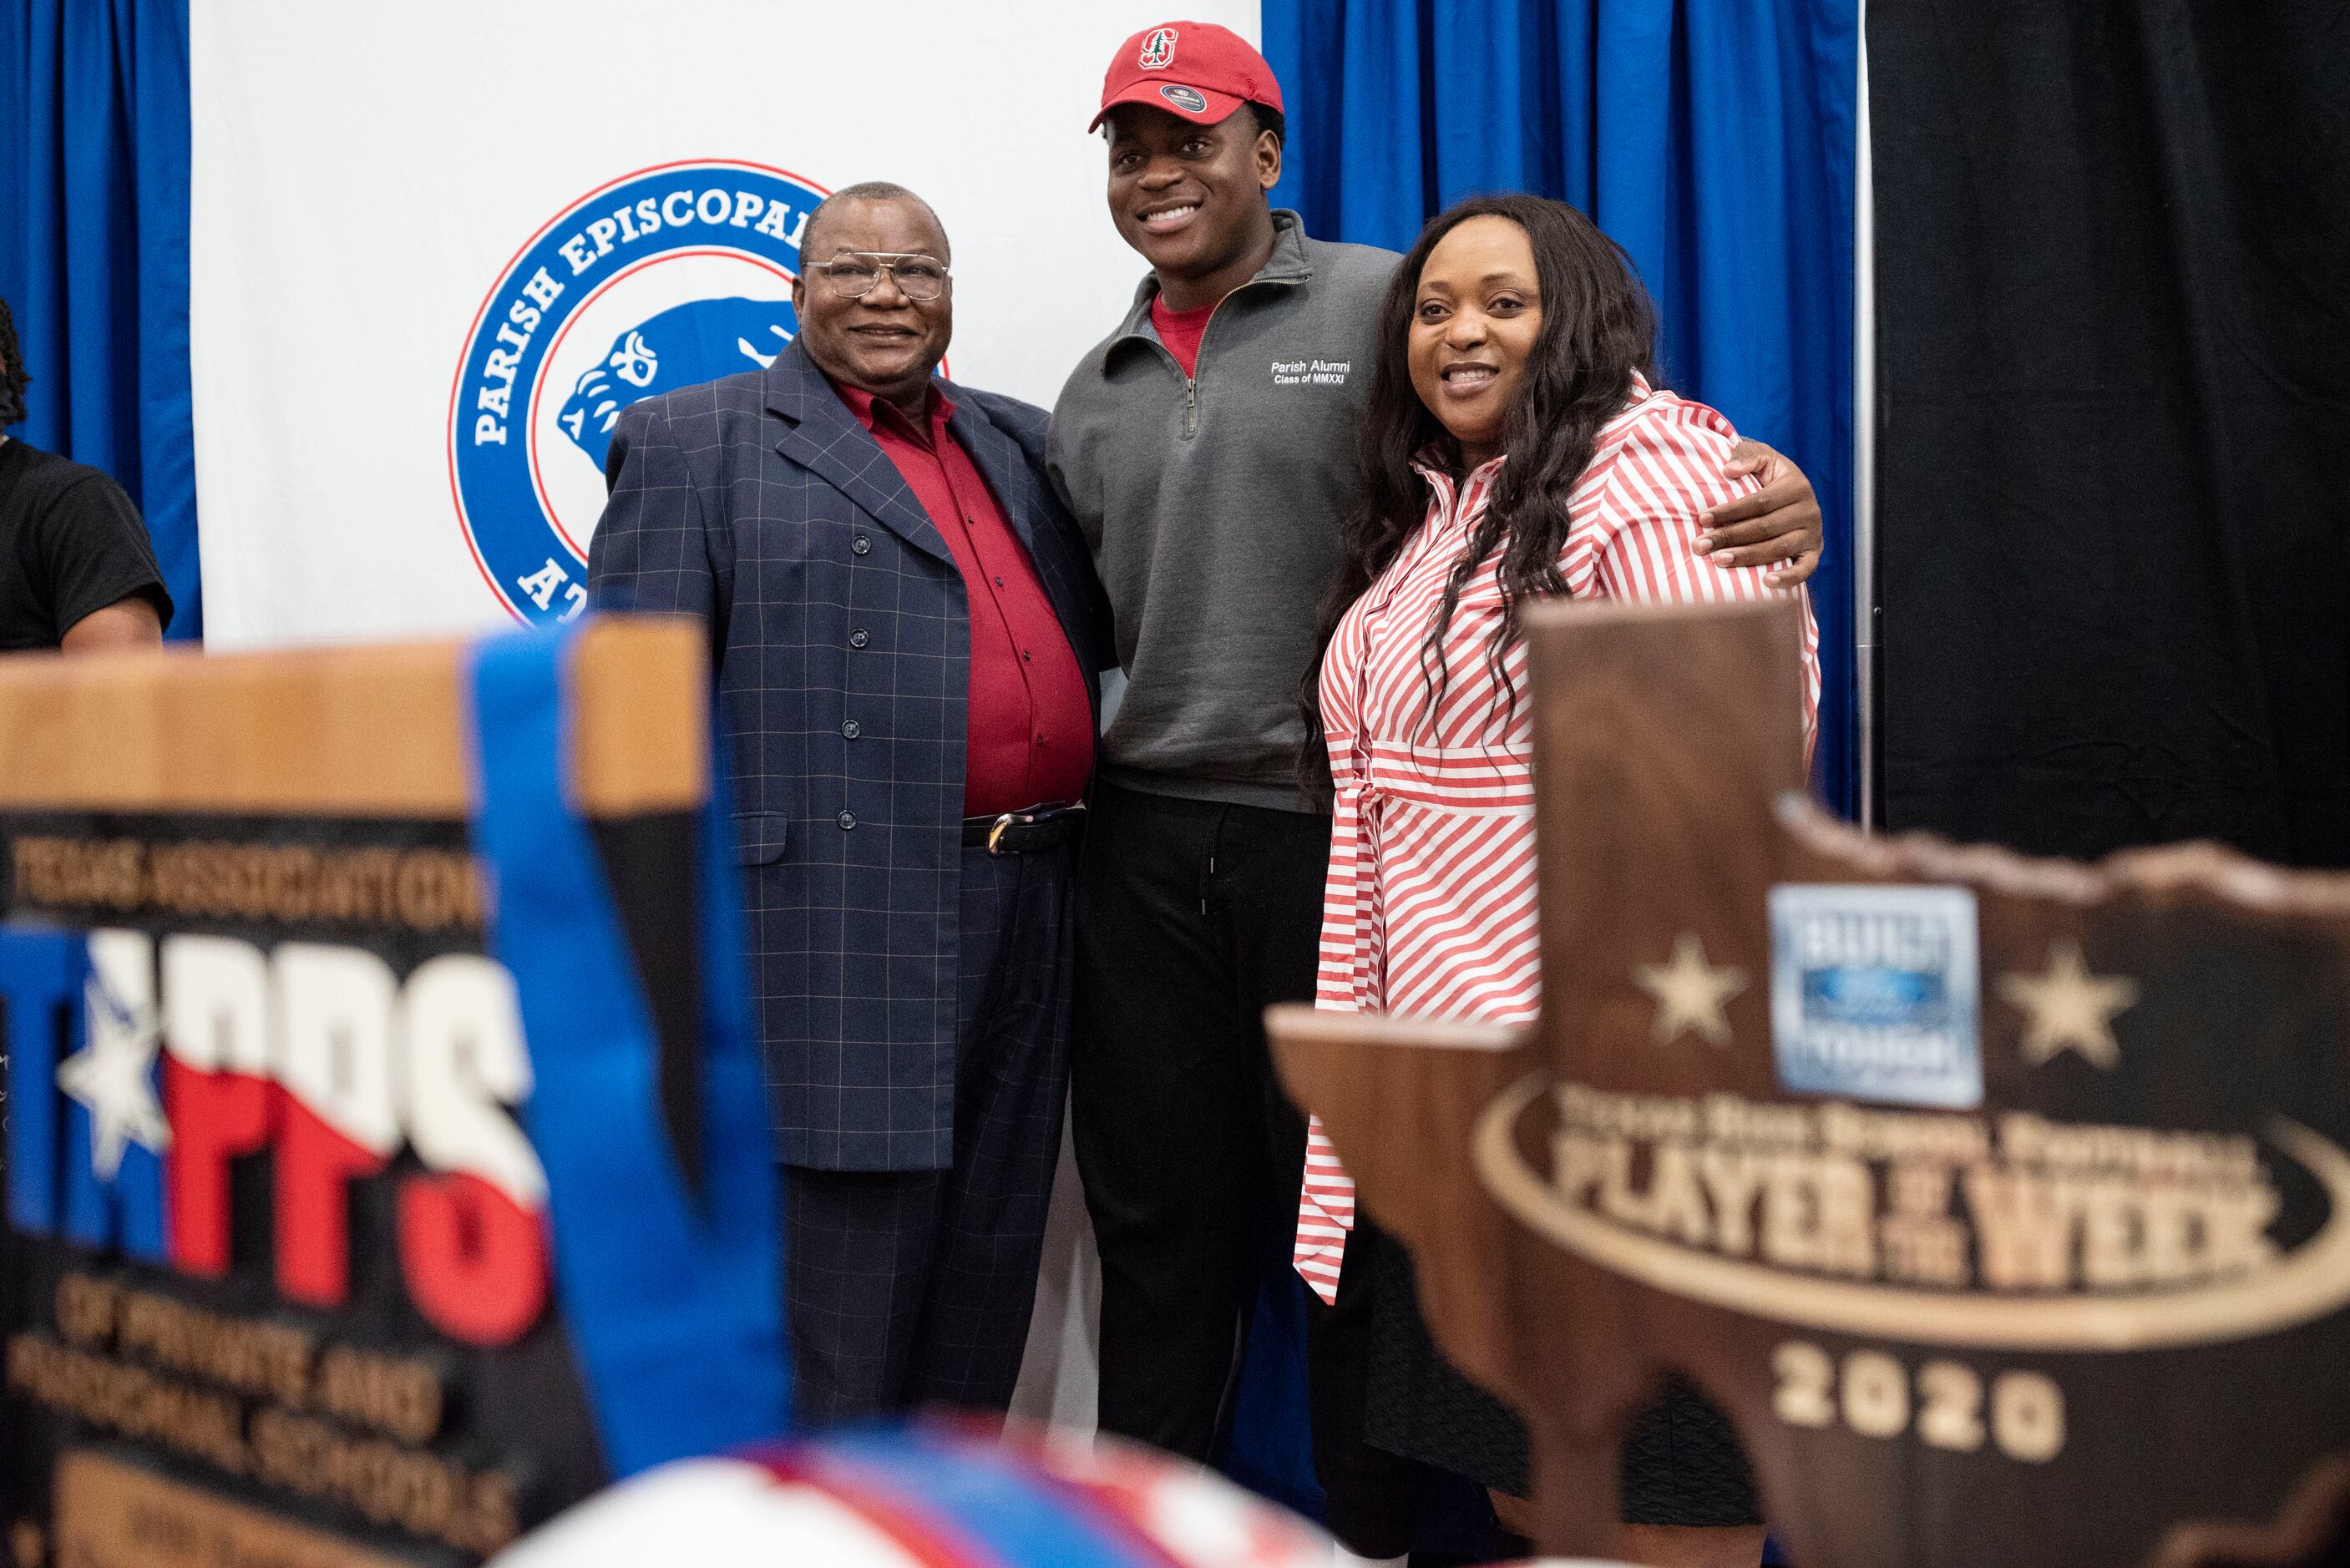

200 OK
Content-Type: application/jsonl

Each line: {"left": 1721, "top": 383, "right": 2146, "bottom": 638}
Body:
{"left": 27, "top": 469, "right": 175, "bottom": 640}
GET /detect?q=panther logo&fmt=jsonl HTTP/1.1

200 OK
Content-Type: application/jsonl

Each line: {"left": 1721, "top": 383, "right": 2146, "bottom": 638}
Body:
{"left": 556, "top": 297, "right": 797, "bottom": 471}
{"left": 450, "top": 159, "right": 830, "bottom": 626}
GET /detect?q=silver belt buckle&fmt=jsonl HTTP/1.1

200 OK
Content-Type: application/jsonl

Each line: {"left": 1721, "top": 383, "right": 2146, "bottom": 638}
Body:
{"left": 985, "top": 811, "right": 1023, "bottom": 856}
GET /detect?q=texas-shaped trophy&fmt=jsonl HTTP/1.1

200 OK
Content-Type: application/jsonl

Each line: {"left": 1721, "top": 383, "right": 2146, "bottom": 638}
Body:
{"left": 1271, "top": 597, "right": 2350, "bottom": 1568}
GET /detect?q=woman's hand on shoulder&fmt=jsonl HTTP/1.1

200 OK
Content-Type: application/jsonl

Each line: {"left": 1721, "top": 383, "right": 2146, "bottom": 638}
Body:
{"left": 1695, "top": 438, "right": 1822, "bottom": 587}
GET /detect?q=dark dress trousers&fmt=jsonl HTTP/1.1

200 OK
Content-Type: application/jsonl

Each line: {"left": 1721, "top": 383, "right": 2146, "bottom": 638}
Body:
{"left": 588, "top": 340, "right": 1107, "bottom": 1419}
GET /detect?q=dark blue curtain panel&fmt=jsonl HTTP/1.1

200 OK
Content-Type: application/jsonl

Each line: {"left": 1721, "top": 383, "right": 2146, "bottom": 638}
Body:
{"left": 1871, "top": 0, "right": 2350, "bottom": 866}
{"left": 1, "top": 0, "right": 200, "bottom": 638}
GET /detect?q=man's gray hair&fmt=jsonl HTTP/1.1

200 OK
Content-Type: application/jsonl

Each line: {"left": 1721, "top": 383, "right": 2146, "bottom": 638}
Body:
{"left": 803, "top": 181, "right": 950, "bottom": 262}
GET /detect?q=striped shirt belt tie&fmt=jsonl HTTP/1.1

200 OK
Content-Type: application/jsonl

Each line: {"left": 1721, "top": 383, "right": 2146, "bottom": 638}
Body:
{"left": 1294, "top": 783, "right": 1383, "bottom": 1306}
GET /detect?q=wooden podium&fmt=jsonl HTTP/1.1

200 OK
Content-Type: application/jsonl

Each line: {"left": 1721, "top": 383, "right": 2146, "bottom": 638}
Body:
{"left": 1271, "top": 600, "right": 2350, "bottom": 1568}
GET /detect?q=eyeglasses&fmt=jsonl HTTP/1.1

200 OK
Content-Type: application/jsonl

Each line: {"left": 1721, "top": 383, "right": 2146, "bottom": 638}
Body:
{"left": 810, "top": 251, "right": 951, "bottom": 302}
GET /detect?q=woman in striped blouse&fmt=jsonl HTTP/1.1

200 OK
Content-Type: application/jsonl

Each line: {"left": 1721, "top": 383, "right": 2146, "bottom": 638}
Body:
{"left": 1296, "top": 195, "right": 1820, "bottom": 1567}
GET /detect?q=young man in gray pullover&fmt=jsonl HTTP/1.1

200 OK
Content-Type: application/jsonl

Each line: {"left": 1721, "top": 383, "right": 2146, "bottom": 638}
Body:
{"left": 1047, "top": 18, "right": 1822, "bottom": 1497}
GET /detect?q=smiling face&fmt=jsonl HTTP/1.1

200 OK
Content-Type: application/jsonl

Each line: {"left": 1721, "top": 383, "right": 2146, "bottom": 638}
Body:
{"left": 789, "top": 195, "right": 953, "bottom": 416}
{"left": 1406, "top": 215, "right": 1546, "bottom": 469}
{"left": 1103, "top": 104, "right": 1280, "bottom": 306}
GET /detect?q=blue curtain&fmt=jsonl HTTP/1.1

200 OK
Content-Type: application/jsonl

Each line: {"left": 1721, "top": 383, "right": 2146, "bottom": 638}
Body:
{"left": 1263, "top": 0, "right": 1857, "bottom": 815}
{"left": 0, "top": 0, "right": 201, "bottom": 640}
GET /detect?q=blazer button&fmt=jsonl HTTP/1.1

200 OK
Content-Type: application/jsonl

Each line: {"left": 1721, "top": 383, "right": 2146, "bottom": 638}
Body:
{"left": 836, "top": 811, "right": 857, "bottom": 831}
{"left": 849, "top": 629, "right": 869, "bottom": 649}
{"left": 842, "top": 720, "right": 861, "bottom": 739}
{"left": 851, "top": 535, "right": 872, "bottom": 555}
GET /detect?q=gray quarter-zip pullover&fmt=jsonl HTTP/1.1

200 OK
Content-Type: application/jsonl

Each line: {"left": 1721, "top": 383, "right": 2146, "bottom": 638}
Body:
{"left": 1047, "top": 211, "right": 1399, "bottom": 811}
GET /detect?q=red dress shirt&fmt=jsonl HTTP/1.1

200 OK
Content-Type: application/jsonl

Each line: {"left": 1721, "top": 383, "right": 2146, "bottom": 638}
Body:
{"left": 1150, "top": 295, "right": 1218, "bottom": 377}
{"left": 832, "top": 381, "right": 1094, "bottom": 817}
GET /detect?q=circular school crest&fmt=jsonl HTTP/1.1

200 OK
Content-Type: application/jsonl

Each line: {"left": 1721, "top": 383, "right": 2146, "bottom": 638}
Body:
{"left": 447, "top": 159, "right": 828, "bottom": 625}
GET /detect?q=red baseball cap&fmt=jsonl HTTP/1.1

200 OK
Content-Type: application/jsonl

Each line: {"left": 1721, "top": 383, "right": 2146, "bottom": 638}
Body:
{"left": 1090, "top": 20, "right": 1284, "bottom": 134}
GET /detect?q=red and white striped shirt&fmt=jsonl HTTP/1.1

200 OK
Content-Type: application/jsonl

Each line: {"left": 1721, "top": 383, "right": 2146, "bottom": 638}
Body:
{"left": 1293, "top": 373, "right": 1821, "bottom": 1303}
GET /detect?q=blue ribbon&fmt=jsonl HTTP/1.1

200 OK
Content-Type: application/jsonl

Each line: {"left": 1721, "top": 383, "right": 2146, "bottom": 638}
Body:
{"left": 464, "top": 619, "right": 789, "bottom": 1474}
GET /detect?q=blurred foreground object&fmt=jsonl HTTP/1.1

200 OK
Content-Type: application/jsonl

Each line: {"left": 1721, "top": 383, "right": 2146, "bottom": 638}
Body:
{"left": 1271, "top": 599, "right": 2350, "bottom": 1567}
{"left": 0, "top": 618, "right": 786, "bottom": 1564}
{"left": 494, "top": 1419, "right": 1341, "bottom": 1568}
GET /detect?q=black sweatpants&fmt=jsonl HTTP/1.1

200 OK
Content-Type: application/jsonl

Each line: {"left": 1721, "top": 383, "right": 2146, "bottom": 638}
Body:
{"left": 1071, "top": 780, "right": 1329, "bottom": 1459}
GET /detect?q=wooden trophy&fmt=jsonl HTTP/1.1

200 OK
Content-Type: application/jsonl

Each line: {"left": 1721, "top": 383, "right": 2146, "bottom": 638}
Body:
{"left": 0, "top": 620, "right": 788, "bottom": 1568}
{"left": 1270, "top": 599, "right": 2350, "bottom": 1568}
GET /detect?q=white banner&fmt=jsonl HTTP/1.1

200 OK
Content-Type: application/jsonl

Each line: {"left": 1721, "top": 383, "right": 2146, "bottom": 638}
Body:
{"left": 190, "top": 0, "right": 1259, "bottom": 647}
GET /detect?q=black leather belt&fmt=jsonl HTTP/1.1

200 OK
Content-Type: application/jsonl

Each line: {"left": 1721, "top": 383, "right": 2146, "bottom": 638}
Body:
{"left": 961, "top": 802, "right": 1085, "bottom": 855}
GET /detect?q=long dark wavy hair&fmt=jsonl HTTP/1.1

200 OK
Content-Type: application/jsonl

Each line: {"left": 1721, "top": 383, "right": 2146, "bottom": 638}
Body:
{"left": 1302, "top": 195, "right": 1659, "bottom": 784}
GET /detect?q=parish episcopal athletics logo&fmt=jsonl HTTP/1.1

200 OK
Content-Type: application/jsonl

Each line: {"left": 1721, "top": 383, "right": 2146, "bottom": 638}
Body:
{"left": 448, "top": 159, "right": 828, "bottom": 625}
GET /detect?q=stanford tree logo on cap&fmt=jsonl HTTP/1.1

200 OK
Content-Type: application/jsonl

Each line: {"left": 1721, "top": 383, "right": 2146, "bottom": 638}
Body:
{"left": 1091, "top": 19, "right": 1281, "bottom": 134}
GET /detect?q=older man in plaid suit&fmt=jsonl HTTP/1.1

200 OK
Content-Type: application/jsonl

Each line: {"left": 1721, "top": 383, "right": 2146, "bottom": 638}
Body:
{"left": 588, "top": 182, "right": 1107, "bottom": 1421}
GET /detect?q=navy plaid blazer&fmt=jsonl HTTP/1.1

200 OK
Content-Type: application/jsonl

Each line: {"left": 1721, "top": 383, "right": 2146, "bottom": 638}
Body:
{"left": 587, "top": 339, "right": 1107, "bottom": 1172}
